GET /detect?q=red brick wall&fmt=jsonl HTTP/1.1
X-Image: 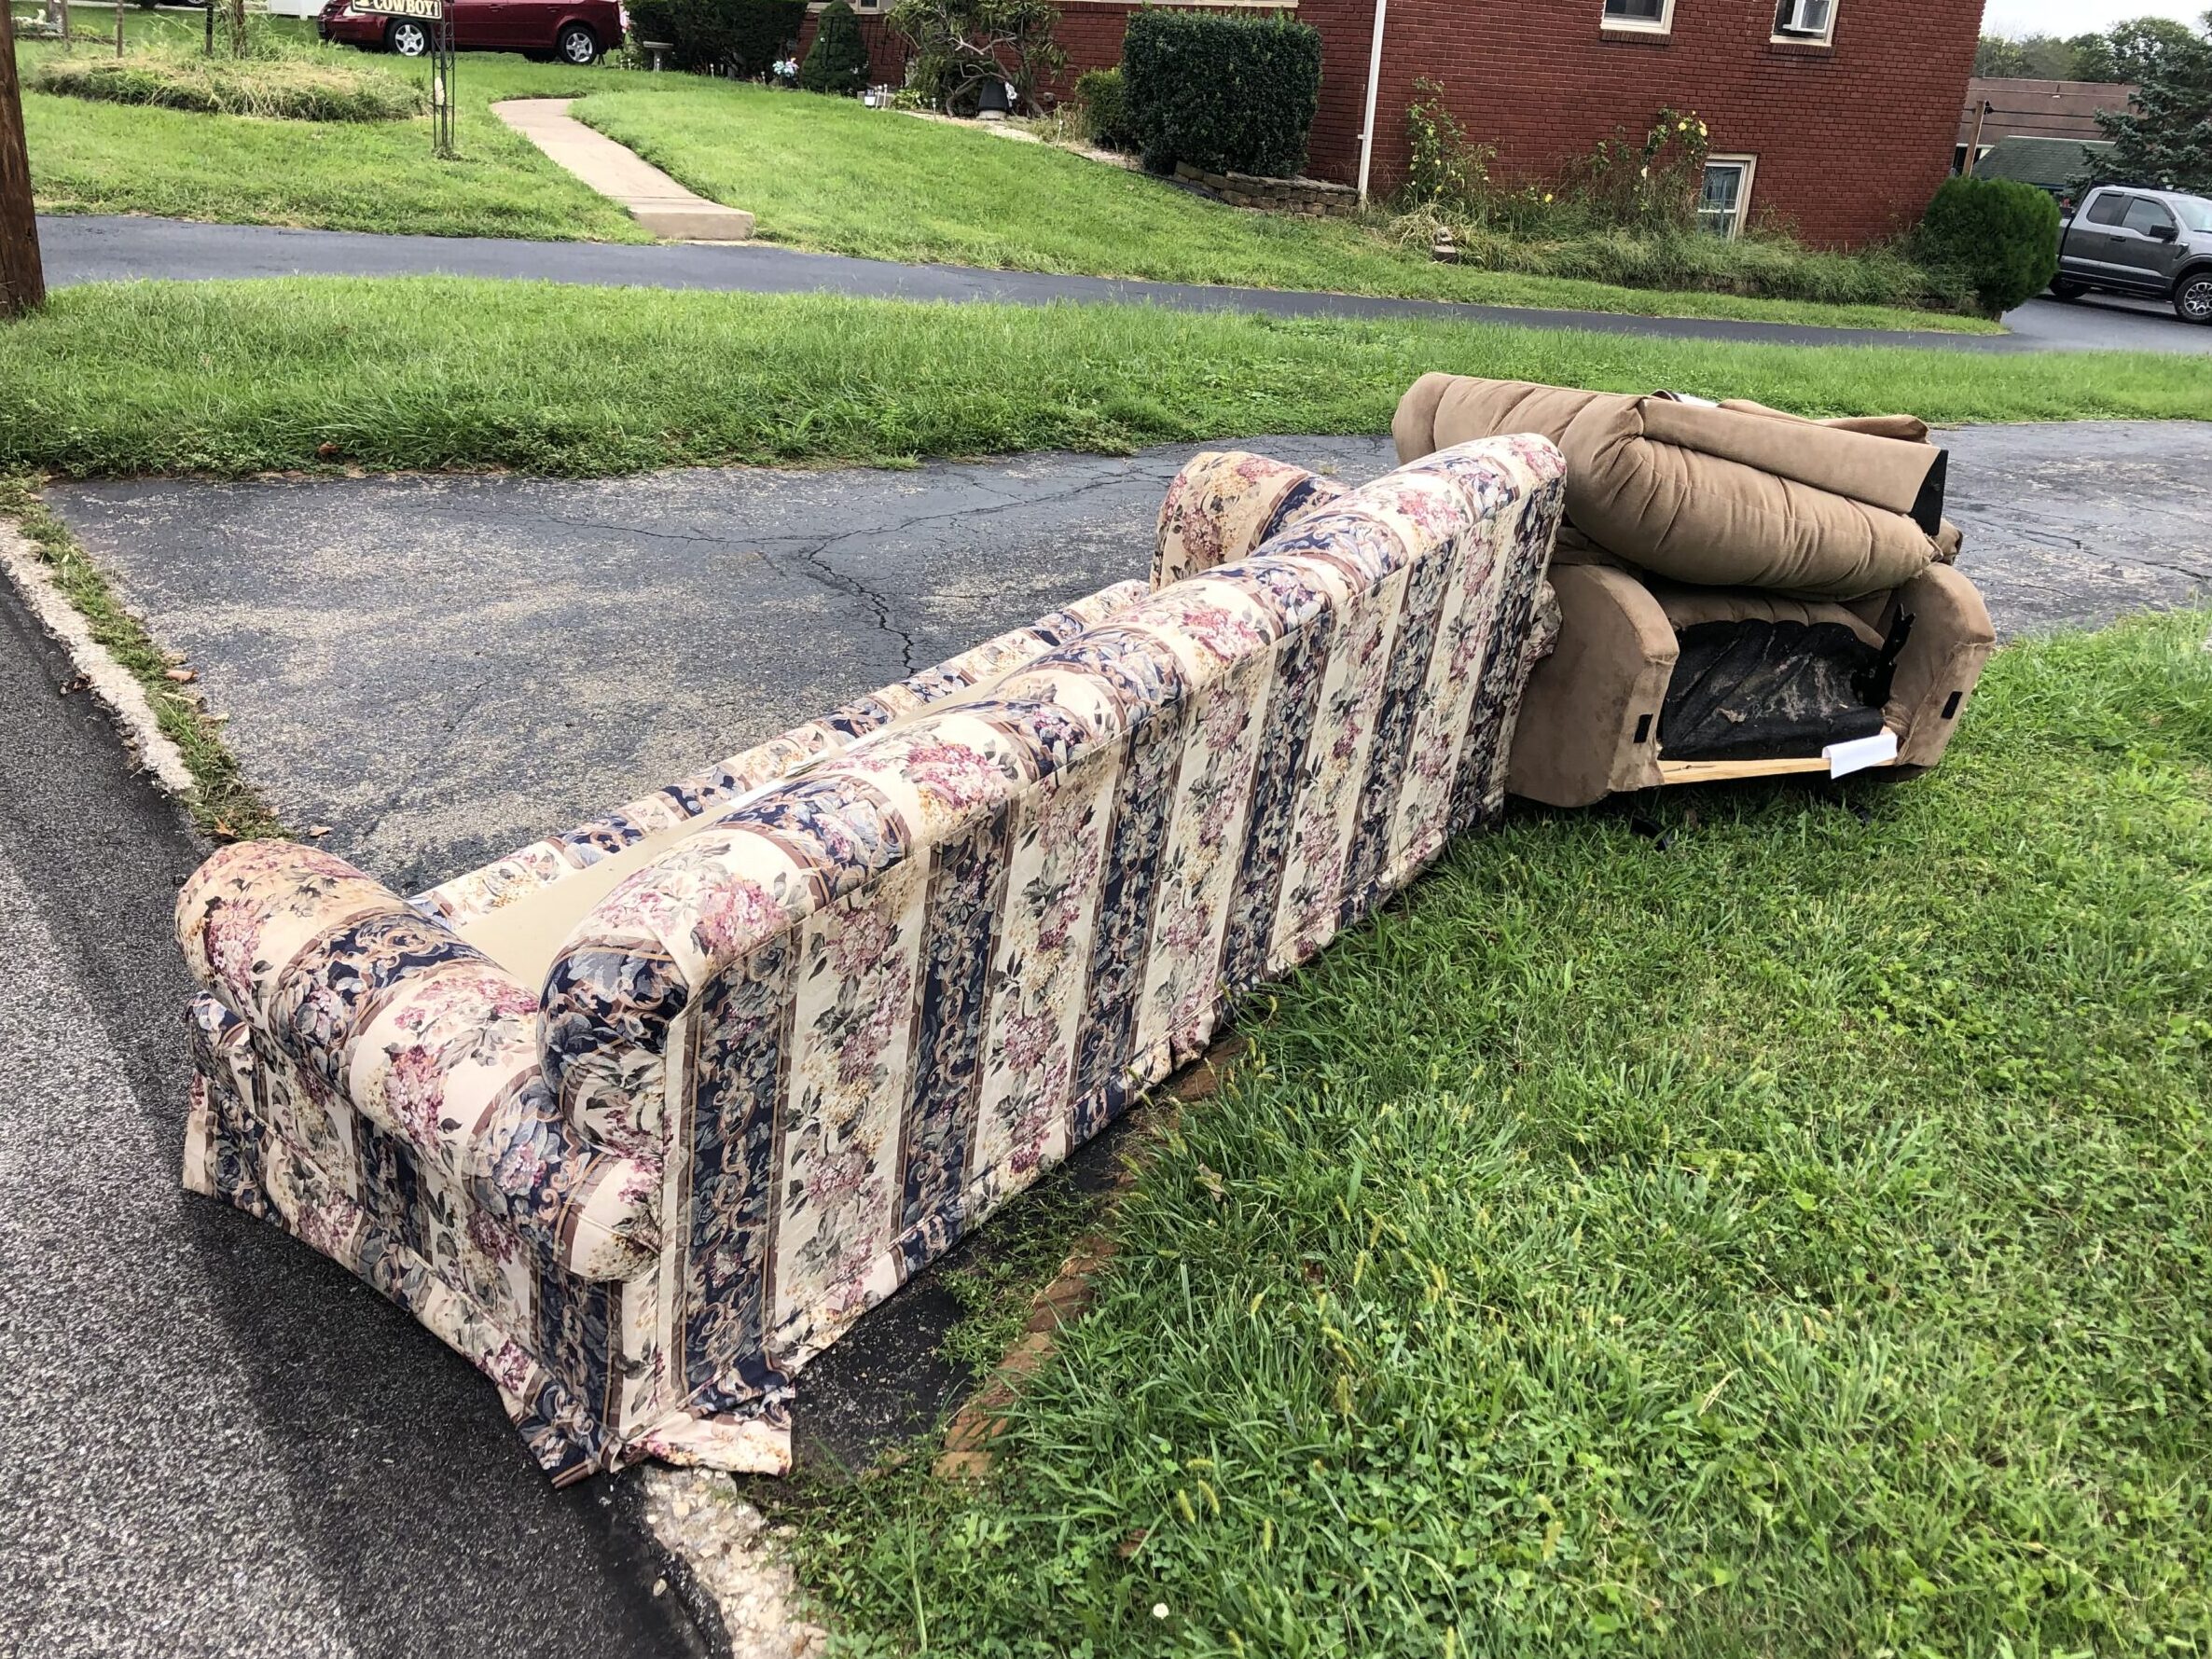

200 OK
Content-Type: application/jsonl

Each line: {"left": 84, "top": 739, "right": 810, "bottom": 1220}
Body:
{"left": 1309, "top": 0, "right": 1982, "bottom": 246}
{"left": 798, "top": 0, "right": 1981, "bottom": 248}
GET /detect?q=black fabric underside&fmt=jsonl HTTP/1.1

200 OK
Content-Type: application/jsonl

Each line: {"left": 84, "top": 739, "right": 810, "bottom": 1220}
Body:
{"left": 1661, "top": 619, "right": 1887, "bottom": 762}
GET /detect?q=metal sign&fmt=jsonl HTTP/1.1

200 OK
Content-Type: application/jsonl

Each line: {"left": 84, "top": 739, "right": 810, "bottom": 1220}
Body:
{"left": 352, "top": 0, "right": 444, "bottom": 17}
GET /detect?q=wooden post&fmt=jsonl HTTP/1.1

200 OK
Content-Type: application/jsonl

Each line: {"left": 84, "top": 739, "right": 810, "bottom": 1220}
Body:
{"left": 0, "top": 20, "right": 46, "bottom": 318}
{"left": 114, "top": 0, "right": 123, "bottom": 57}
{"left": 1962, "top": 101, "right": 1991, "bottom": 177}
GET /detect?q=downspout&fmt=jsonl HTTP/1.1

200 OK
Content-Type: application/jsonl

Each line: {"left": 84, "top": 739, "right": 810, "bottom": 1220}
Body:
{"left": 1356, "top": 0, "right": 1389, "bottom": 202}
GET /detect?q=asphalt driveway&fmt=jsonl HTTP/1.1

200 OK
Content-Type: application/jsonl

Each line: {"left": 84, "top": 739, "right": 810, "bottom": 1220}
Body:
{"left": 0, "top": 582, "right": 708, "bottom": 1659}
{"left": 45, "top": 422, "right": 2212, "bottom": 893}
{"left": 39, "top": 213, "right": 2212, "bottom": 355}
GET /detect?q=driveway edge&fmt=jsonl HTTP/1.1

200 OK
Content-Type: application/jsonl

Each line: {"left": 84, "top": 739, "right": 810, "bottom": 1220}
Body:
{"left": 0, "top": 520, "right": 194, "bottom": 796}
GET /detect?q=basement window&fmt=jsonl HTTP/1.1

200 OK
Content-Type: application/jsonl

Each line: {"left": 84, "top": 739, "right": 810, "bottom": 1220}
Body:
{"left": 1772, "top": 0, "right": 1836, "bottom": 43}
{"left": 1601, "top": 0, "right": 1673, "bottom": 34}
{"left": 1697, "top": 157, "right": 1756, "bottom": 238}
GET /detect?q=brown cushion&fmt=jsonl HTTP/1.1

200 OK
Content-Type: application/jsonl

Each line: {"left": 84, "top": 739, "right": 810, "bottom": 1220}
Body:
{"left": 1394, "top": 374, "right": 1956, "bottom": 600}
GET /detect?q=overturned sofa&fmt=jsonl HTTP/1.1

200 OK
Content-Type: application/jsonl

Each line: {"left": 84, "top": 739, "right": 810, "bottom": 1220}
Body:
{"left": 173, "top": 435, "right": 1566, "bottom": 1483}
{"left": 1394, "top": 375, "right": 1997, "bottom": 806}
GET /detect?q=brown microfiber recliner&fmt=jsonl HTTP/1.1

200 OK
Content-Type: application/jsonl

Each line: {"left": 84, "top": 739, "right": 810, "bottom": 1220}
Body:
{"left": 1394, "top": 374, "right": 1997, "bottom": 808}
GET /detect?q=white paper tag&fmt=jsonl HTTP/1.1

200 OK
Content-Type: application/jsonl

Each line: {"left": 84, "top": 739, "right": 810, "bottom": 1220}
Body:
{"left": 1824, "top": 729, "right": 1899, "bottom": 779}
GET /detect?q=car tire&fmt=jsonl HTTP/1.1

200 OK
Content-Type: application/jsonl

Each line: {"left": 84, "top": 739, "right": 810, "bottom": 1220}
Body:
{"left": 386, "top": 18, "right": 431, "bottom": 55}
{"left": 2176, "top": 270, "right": 2212, "bottom": 326}
{"left": 2049, "top": 279, "right": 2087, "bottom": 301}
{"left": 556, "top": 22, "right": 600, "bottom": 63}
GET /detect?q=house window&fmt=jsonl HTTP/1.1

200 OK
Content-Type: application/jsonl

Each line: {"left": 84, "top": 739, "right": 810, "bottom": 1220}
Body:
{"left": 1601, "top": 0, "right": 1673, "bottom": 34}
{"left": 1697, "top": 157, "right": 1755, "bottom": 238}
{"left": 1772, "top": 0, "right": 1835, "bottom": 42}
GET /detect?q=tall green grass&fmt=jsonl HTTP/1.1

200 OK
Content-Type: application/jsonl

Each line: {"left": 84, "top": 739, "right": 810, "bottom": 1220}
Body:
{"left": 32, "top": 51, "right": 425, "bottom": 122}
{"left": 3, "top": 279, "right": 2205, "bottom": 480}
{"left": 780, "top": 612, "right": 2212, "bottom": 1657}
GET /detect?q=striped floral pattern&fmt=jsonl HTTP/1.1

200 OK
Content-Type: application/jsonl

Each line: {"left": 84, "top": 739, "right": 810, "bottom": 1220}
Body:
{"left": 173, "top": 435, "right": 1565, "bottom": 1484}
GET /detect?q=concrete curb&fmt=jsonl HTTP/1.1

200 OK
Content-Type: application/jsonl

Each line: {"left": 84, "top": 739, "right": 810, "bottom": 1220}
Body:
{"left": 0, "top": 523, "right": 196, "bottom": 797}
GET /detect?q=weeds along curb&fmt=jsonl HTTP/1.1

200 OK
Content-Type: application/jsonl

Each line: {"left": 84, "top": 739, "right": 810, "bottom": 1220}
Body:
{"left": 0, "top": 478, "right": 284, "bottom": 843}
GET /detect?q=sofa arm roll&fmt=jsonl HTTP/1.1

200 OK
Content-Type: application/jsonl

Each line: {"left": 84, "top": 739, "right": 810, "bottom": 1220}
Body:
{"left": 176, "top": 838, "right": 658, "bottom": 1280}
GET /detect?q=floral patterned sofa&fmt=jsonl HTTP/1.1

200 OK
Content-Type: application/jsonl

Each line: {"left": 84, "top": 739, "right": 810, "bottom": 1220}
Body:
{"left": 173, "top": 435, "right": 1566, "bottom": 1483}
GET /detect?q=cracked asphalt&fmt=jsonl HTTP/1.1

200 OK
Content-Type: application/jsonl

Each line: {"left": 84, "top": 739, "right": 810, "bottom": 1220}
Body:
{"left": 45, "top": 422, "right": 2212, "bottom": 891}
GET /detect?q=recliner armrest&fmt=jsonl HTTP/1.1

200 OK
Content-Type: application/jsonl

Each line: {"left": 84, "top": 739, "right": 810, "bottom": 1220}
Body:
{"left": 1507, "top": 564, "right": 1676, "bottom": 808}
{"left": 1881, "top": 565, "right": 1996, "bottom": 767}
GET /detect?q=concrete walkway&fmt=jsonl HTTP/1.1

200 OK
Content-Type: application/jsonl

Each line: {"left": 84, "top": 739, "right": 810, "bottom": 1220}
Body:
{"left": 44, "top": 213, "right": 2208, "bottom": 354}
{"left": 491, "top": 98, "right": 754, "bottom": 242}
{"left": 44, "top": 422, "right": 2212, "bottom": 893}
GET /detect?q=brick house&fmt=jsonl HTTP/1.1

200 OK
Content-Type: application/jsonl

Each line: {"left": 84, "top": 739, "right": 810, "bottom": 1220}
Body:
{"left": 804, "top": 0, "right": 1982, "bottom": 247}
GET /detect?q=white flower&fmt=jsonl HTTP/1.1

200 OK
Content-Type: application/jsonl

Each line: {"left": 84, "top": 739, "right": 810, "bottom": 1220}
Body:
{"left": 1152, "top": 1603, "right": 1170, "bottom": 1620}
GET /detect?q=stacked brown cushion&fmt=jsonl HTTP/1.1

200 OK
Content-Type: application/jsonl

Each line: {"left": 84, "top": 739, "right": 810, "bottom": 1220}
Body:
{"left": 1391, "top": 373, "right": 1962, "bottom": 599}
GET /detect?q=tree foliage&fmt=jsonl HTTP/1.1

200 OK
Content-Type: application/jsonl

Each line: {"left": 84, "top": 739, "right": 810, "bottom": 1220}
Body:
{"left": 1973, "top": 13, "right": 2204, "bottom": 83}
{"left": 2080, "top": 12, "right": 2212, "bottom": 195}
{"left": 884, "top": 0, "right": 1063, "bottom": 114}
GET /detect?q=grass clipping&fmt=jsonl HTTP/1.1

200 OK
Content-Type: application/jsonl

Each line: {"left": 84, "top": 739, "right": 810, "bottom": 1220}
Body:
{"left": 32, "top": 49, "right": 425, "bottom": 122}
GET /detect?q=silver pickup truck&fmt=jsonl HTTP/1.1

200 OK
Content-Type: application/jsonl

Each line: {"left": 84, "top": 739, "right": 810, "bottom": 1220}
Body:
{"left": 2052, "top": 184, "right": 2212, "bottom": 325}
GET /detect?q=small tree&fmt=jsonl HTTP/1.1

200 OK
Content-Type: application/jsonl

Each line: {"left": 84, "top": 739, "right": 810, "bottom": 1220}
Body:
{"left": 885, "top": 0, "right": 1062, "bottom": 115}
{"left": 800, "top": 0, "right": 872, "bottom": 94}
{"left": 2080, "top": 12, "right": 2212, "bottom": 194}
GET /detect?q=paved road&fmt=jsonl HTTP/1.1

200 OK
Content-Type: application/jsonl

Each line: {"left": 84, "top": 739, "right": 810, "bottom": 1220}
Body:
{"left": 1998, "top": 289, "right": 2212, "bottom": 353}
{"left": 38, "top": 213, "right": 2212, "bottom": 354}
{"left": 45, "top": 422, "right": 2212, "bottom": 894}
{"left": 0, "top": 585, "right": 708, "bottom": 1658}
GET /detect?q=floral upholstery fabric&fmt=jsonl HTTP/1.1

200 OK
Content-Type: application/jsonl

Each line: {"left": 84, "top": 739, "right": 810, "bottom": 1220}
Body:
{"left": 174, "top": 436, "right": 1566, "bottom": 1484}
{"left": 414, "top": 584, "right": 1152, "bottom": 932}
{"left": 1153, "top": 449, "right": 1350, "bottom": 588}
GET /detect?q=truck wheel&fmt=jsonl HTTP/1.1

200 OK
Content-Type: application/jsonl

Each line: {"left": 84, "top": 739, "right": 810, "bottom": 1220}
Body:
{"left": 2049, "top": 279, "right": 2086, "bottom": 301}
{"left": 556, "top": 22, "right": 600, "bottom": 63}
{"left": 386, "top": 18, "right": 430, "bottom": 55}
{"left": 2176, "top": 271, "right": 2212, "bottom": 325}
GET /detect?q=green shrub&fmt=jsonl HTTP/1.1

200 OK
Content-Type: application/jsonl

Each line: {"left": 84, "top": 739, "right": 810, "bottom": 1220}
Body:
{"left": 1074, "top": 65, "right": 1127, "bottom": 149}
{"left": 624, "top": 0, "right": 805, "bottom": 75}
{"left": 1122, "top": 7, "right": 1320, "bottom": 178}
{"left": 28, "top": 50, "right": 422, "bottom": 121}
{"left": 799, "top": 0, "right": 873, "bottom": 94}
{"left": 886, "top": 0, "right": 1063, "bottom": 115}
{"left": 1915, "top": 176, "right": 2061, "bottom": 316}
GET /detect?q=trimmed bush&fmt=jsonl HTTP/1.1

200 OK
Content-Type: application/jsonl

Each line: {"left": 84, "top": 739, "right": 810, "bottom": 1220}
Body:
{"left": 29, "top": 51, "right": 422, "bottom": 122}
{"left": 1074, "top": 65, "right": 1127, "bottom": 149}
{"left": 625, "top": 0, "right": 805, "bottom": 75}
{"left": 1915, "top": 176, "right": 2061, "bottom": 316}
{"left": 1122, "top": 7, "right": 1320, "bottom": 178}
{"left": 800, "top": 0, "right": 873, "bottom": 94}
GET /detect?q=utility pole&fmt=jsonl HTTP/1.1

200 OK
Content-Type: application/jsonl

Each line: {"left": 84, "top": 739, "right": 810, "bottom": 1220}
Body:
{"left": 1, "top": 19, "right": 46, "bottom": 318}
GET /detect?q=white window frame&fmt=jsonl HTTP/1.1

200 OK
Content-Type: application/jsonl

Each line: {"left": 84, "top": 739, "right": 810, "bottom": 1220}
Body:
{"left": 1771, "top": 0, "right": 1837, "bottom": 45}
{"left": 1600, "top": 0, "right": 1674, "bottom": 35}
{"left": 1697, "top": 155, "right": 1758, "bottom": 239}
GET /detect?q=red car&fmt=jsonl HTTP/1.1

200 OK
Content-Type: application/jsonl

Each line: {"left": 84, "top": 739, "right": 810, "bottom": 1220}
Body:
{"left": 319, "top": 0, "right": 619, "bottom": 64}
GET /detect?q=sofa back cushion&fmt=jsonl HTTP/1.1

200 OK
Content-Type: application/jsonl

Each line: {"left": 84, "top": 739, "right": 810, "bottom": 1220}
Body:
{"left": 1393, "top": 373, "right": 1953, "bottom": 600}
{"left": 533, "top": 436, "right": 1562, "bottom": 1423}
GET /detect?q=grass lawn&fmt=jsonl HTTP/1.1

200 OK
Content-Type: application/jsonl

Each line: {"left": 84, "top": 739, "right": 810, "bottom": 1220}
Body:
{"left": 572, "top": 82, "right": 1998, "bottom": 335}
{"left": 14, "top": 15, "right": 649, "bottom": 240}
{"left": 0, "top": 279, "right": 2205, "bottom": 480}
{"left": 15, "top": 21, "right": 1990, "bottom": 333}
{"left": 778, "top": 611, "right": 2212, "bottom": 1656}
